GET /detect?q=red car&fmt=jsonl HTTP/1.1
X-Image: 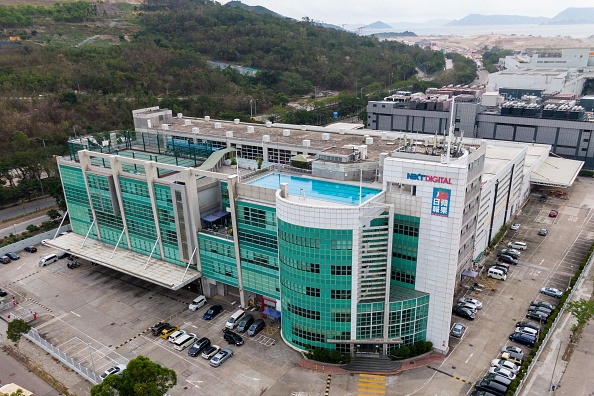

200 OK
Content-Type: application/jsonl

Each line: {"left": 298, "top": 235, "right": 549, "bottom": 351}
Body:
{"left": 548, "top": 210, "right": 558, "bottom": 218}
{"left": 24, "top": 246, "right": 37, "bottom": 253}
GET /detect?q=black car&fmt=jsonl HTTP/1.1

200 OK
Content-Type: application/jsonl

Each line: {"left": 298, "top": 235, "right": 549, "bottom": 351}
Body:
{"left": 526, "top": 311, "right": 549, "bottom": 323}
{"left": 482, "top": 373, "right": 512, "bottom": 388}
{"left": 0, "top": 288, "right": 7, "bottom": 297}
{"left": 203, "top": 304, "right": 223, "bottom": 320}
{"left": 474, "top": 379, "right": 508, "bottom": 396}
{"left": 539, "top": 194, "right": 548, "bottom": 203}
{"left": 528, "top": 306, "right": 553, "bottom": 316}
{"left": 530, "top": 301, "right": 556, "bottom": 311}
{"left": 452, "top": 305, "right": 475, "bottom": 320}
{"left": 223, "top": 329, "right": 244, "bottom": 346}
{"left": 24, "top": 246, "right": 37, "bottom": 253}
{"left": 499, "top": 249, "right": 520, "bottom": 259}
{"left": 236, "top": 314, "right": 255, "bottom": 333}
{"left": 57, "top": 251, "right": 71, "bottom": 260}
{"left": 188, "top": 337, "right": 211, "bottom": 357}
{"left": 498, "top": 254, "right": 518, "bottom": 265}
{"left": 0, "top": 256, "right": 11, "bottom": 264}
{"left": 509, "top": 332, "right": 536, "bottom": 347}
{"left": 150, "top": 322, "right": 171, "bottom": 336}
{"left": 6, "top": 252, "right": 19, "bottom": 260}
{"left": 490, "top": 264, "right": 509, "bottom": 274}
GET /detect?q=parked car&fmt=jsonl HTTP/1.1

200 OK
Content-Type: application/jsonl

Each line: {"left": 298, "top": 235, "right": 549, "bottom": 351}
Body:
{"left": 490, "top": 359, "right": 520, "bottom": 374}
{"left": 201, "top": 344, "right": 220, "bottom": 360}
{"left": 482, "top": 373, "right": 512, "bottom": 388}
{"left": 452, "top": 306, "right": 475, "bottom": 320}
{"left": 24, "top": 246, "right": 37, "bottom": 253}
{"left": 501, "top": 345, "right": 523, "bottom": 355}
{"left": 498, "top": 254, "right": 518, "bottom": 265}
{"left": 247, "top": 319, "right": 266, "bottom": 336}
{"left": 528, "top": 306, "right": 553, "bottom": 316}
{"left": 499, "top": 249, "right": 521, "bottom": 259}
{"left": 501, "top": 351, "right": 524, "bottom": 365}
{"left": 188, "top": 295, "right": 207, "bottom": 311}
{"left": 458, "top": 297, "right": 483, "bottom": 309}
{"left": 236, "top": 314, "right": 255, "bottom": 333}
{"left": 187, "top": 337, "right": 211, "bottom": 357}
{"left": 510, "top": 223, "right": 520, "bottom": 231}
{"left": 159, "top": 325, "right": 180, "bottom": 339}
{"left": 203, "top": 304, "right": 223, "bottom": 320}
{"left": 167, "top": 329, "right": 187, "bottom": 343}
{"left": 488, "top": 367, "right": 516, "bottom": 380}
{"left": 150, "top": 322, "right": 171, "bottom": 336}
{"left": 490, "top": 264, "right": 509, "bottom": 274}
{"left": 100, "top": 364, "right": 126, "bottom": 381}
{"left": 538, "top": 228, "right": 548, "bottom": 236}
{"left": 530, "top": 301, "right": 556, "bottom": 311}
{"left": 223, "top": 329, "right": 244, "bottom": 346}
{"left": 6, "top": 252, "right": 19, "bottom": 260}
{"left": 515, "top": 321, "right": 541, "bottom": 332}
{"left": 509, "top": 332, "right": 536, "bottom": 347}
{"left": 507, "top": 241, "right": 527, "bottom": 250}
{"left": 210, "top": 348, "right": 233, "bottom": 367}
{"left": 57, "top": 251, "right": 71, "bottom": 259}
{"left": 456, "top": 302, "right": 478, "bottom": 312}
{"left": 0, "top": 256, "right": 11, "bottom": 264}
{"left": 540, "top": 287, "right": 563, "bottom": 298}
{"left": 539, "top": 195, "right": 548, "bottom": 203}
{"left": 0, "top": 288, "right": 8, "bottom": 297}
{"left": 549, "top": 210, "right": 558, "bottom": 218}
{"left": 474, "top": 379, "right": 508, "bottom": 396}
{"left": 450, "top": 323, "right": 467, "bottom": 338}
{"left": 526, "top": 311, "right": 549, "bottom": 323}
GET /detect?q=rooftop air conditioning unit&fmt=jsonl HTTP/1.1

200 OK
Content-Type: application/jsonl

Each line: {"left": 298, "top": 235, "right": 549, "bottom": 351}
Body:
{"left": 177, "top": 113, "right": 183, "bottom": 118}
{"left": 322, "top": 133, "right": 330, "bottom": 141}
{"left": 266, "top": 121, "right": 273, "bottom": 127}
{"left": 247, "top": 126, "right": 255, "bottom": 133}
{"left": 234, "top": 119, "right": 240, "bottom": 124}
{"left": 214, "top": 122, "right": 222, "bottom": 129}
{"left": 302, "top": 139, "right": 311, "bottom": 147}
{"left": 282, "top": 129, "right": 290, "bottom": 137}
{"left": 226, "top": 131, "right": 233, "bottom": 138}
{"left": 162, "top": 124, "right": 169, "bottom": 130}
{"left": 192, "top": 127, "right": 199, "bottom": 134}
{"left": 204, "top": 116, "right": 210, "bottom": 121}
{"left": 262, "top": 135, "right": 270, "bottom": 142}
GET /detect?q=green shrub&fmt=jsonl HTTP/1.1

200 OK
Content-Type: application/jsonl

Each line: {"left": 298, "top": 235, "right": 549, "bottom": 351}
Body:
{"left": 26, "top": 224, "right": 39, "bottom": 232}
{"left": 390, "top": 345, "right": 410, "bottom": 360}
{"left": 408, "top": 344, "right": 417, "bottom": 357}
{"left": 305, "top": 347, "right": 350, "bottom": 364}
{"left": 579, "top": 169, "right": 594, "bottom": 177}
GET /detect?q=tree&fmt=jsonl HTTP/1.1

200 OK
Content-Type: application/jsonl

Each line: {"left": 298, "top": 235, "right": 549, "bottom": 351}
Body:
{"left": 46, "top": 209, "right": 61, "bottom": 220}
{"left": 90, "top": 355, "right": 177, "bottom": 396}
{"left": 6, "top": 318, "right": 31, "bottom": 345}
{"left": 45, "top": 176, "right": 67, "bottom": 212}
{"left": 565, "top": 299, "right": 594, "bottom": 327}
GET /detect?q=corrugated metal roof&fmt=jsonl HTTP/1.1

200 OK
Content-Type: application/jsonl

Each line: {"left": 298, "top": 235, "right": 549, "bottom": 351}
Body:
{"left": 531, "top": 156, "right": 584, "bottom": 188}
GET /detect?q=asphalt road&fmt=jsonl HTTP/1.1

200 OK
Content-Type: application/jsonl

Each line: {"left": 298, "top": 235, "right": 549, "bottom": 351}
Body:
{"left": 0, "top": 214, "right": 49, "bottom": 239}
{"left": 0, "top": 197, "right": 55, "bottom": 223}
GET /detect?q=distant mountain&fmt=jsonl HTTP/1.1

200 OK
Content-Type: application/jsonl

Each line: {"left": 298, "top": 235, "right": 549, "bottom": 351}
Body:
{"left": 388, "top": 19, "right": 451, "bottom": 28}
{"left": 317, "top": 22, "right": 346, "bottom": 31}
{"left": 447, "top": 14, "right": 550, "bottom": 26}
{"left": 364, "top": 21, "right": 393, "bottom": 29}
{"left": 548, "top": 7, "right": 594, "bottom": 24}
{"left": 224, "top": 1, "right": 282, "bottom": 17}
{"left": 374, "top": 31, "right": 417, "bottom": 39}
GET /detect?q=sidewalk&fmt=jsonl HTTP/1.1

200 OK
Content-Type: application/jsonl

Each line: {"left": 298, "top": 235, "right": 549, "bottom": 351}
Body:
{"left": 519, "top": 258, "right": 593, "bottom": 396}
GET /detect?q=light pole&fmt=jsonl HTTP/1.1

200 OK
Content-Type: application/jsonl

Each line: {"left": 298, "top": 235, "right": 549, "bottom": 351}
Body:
{"left": 87, "top": 342, "right": 97, "bottom": 375}
{"left": 250, "top": 99, "right": 253, "bottom": 118}
{"left": 549, "top": 340, "right": 562, "bottom": 393}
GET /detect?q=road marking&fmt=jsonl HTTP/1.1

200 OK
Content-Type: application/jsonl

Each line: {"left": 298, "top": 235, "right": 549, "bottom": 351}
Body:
{"left": 240, "top": 373, "right": 261, "bottom": 381}
{"left": 358, "top": 373, "right": 386, "bottom": 395}
{"left": 539, "top": 259, "right": 544, "bottom": 266}
{"left": 185, "top": 379, "right": 203, "bottom": 389}
{"left": 465, "top": 353, "right": 473, "bottom": 364}
{"left": 427, "top": 366, "right": 474, "bottom": 385}
{"left": 70, "top": 311, "right": 81, "bottom": 317}
{"left": 325, "top": 374, "right": 332, "bottom": 396}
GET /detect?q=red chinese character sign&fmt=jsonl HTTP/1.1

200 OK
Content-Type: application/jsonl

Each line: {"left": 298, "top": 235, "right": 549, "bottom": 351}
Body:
{"left": 431, "top": 187, "right": 450, "bottom": 217}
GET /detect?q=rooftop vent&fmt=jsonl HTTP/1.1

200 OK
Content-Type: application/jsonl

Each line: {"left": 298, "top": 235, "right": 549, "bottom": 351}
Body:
{"left": 302, "top": 139, "right": 311, "bottom": 147}
{"left": 262, "top": 135, "right": 270, "bottom": 142}
{"left": 162, "top": 124, "right": 169, "bottom": 130}
{"left": 177, "top": 113, "right": 183, "bottom": 118}
{"left": 192, "top": 127, "right": 200, "bottom": 134}
{"left": 234, "top": 119, "right": 240, "bottom": 124}
{"left": 247, "top": 126, "right": 255, "bottom": 133}
{"left": 365, "top": 137, "right": 374, "bottom": 145}
{"left": 214, "top": 122, "right": 222, "bottom": 129}
{"left": 282, "top": 129, "right": 290, "bottom": 137}
{"left": 301, "top": 125, "right": 307, "bottom": 131}
{"left": 266, "top": 121, "right": 273, "bottom": 127}
{"left": 184, "top": 119, "right": 192, "bottom": 126}
{"left": 225, "top": 131, "right": 233, "bottom": 138}
{"left": 339, "top": 128, "right": 345, "bottom": 135}
{"left": 204, "top": 116, "right": 210, "bottom": 121}
{"left": 322, "top": 133, "right": 330, "bottom": 141}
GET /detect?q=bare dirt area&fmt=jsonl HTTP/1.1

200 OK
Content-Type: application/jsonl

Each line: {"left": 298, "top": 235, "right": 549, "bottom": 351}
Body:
{"left": 391, "top": 34, "right": 594, "bottom": 52}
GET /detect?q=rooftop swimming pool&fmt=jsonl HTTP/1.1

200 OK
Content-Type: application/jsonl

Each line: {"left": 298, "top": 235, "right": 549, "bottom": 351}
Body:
{"left": 246, "top": 173, "right": 381, "bottom": 205}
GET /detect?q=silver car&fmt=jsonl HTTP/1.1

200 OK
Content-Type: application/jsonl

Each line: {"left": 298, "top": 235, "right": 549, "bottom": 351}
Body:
{"left": 210, "top": 348, "right": 233, "bottom": 367}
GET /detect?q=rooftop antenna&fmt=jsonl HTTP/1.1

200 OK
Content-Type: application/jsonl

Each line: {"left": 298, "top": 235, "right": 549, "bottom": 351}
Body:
{"left": 446, "top": 95, "right": 457, "bottom": 163}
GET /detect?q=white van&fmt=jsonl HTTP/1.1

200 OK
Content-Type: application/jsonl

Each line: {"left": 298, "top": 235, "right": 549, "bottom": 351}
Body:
{"left": 188, "top": 295, "right": 207, "bottom": 311}
{"left": 39, "top": 254, "right": 58, "bottom": 267}
{"left": 173, "top": 333, "right": 196, "bottom": 351}
{"left": 508, "top": 241, "right": 527, "bottom": 251}
{"left": 225, "top": 309, "right": 246, "bottom": 329}
{"left": 515, "top": 326, "right": 538, "bottom": 337}
{"left": 488, "top": 267, "right": 507, "bottom": 280}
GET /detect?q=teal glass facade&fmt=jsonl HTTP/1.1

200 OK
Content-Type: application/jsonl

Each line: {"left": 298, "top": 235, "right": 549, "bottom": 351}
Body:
{"left": 391, "top": 214, "right": 420, "bottom": 289}
{"left": 198, "top": 233, "right": 238, "bottom": 287}
{"left": 60, "top": 165, "right": 97, "bottom": 237}
{"left": 236, "top": 201, "right": 280, "bottom": 299}
{"left": 278, "top": 220, "right": 353, "bottom": 350}
{"left": 154, "top": 184, "right": 184, "bottom": 266}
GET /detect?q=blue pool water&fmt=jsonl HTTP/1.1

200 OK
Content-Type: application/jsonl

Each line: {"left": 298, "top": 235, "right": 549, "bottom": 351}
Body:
{"left": 247, "top": 173, "right": 381, "bottom": 205}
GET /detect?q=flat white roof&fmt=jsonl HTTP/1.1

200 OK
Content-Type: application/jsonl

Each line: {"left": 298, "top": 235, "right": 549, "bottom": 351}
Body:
{"left": 324, "top": 122, "right": 364, "bottom": 130}
{"left": 45, "top": 233, "right": 200, "bottom": 290}
{"left": 531, "top": 156, "right": 584, "bottom": 188}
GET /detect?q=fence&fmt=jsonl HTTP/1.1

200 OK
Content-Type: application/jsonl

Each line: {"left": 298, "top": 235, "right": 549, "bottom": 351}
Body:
{"left": 0, "top": 225, "right": 71, "bottom": 257}
{"left": 25, "top": 328, "right": 99, "bottom": 385}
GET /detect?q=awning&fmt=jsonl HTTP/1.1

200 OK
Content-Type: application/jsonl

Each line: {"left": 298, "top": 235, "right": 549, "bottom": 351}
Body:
{"left": 201, "top": 210, "right": 230, "bottom": 223}
{"left": 263, "top": 307, "right": 281, "bottom": 319}
{"left": 531, "top": 156, "right": 584, "bottom": 188}
{"left": 461, "top": 269, "right": 479, "bottom": 278}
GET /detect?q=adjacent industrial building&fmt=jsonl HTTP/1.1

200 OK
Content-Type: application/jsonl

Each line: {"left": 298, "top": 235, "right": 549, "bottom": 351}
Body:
{"left": 48, "top": 107, "right": 582, "bottom": 356}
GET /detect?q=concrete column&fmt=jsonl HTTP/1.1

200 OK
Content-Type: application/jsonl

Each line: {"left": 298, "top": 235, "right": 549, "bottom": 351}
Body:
{"left": 109, "top": 156, "right": 132, "bottom": 249}
{"left": 79, "top": 151, "right": 102, "bottom": 241}
{"left": 382, "top": 204, "right": 395, "bottom": 355}
{"left": 144, "top": 161, "right": 165, "bottom": 260}
{"left": 227, "top": 174, "right": 246, "bottom": 308}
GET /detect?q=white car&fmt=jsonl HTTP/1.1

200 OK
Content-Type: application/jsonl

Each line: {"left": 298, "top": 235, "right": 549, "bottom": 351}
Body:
{"left": 188, "top": 295, "right": 207, "bottom": 311}
{"left": 490, "top": 359, "right": 519, "bottom": 374}
{"left": 168, "top": 329, "right": 187, "bottom": 343}
{"left": 488, "top": 366, "right": 516, "bottom": 380}
{"left": 201, "top": 344, "right": 220, "bottom": 359}
{"left": 510, "top": 223, "right": 521, "bottom": 231}
{"left": 100, "top": 364, "right": 126, "bottom": 381}
{"left": 458, "top": 297, "right": 482, "bottom": 310}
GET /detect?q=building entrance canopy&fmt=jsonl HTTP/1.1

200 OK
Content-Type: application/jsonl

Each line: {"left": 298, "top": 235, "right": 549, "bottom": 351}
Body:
{"left": 327, "top": 337, "right": 403, "bottom": 345}
{"left": 531, "top": 156, "right": 583, "bottom": 188}
{"left": 44, "top": 233, "right": 200, "bottom": 290}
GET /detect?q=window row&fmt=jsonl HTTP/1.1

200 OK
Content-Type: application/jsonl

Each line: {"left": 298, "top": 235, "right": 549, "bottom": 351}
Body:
{"left": 392, "top": 251, "right": 417, "bottom": 262}
{"left": 391, "top": 270, "right": 415, "bottom": 285}
{"left": 278, "top": 230, "right": 321, "bottom": 248}
{"left": 280, "top": 278, "right": 320, "bottom": 297}
{"left": 287, "top": 303, "right": 320, "bottom": 320}
{"left": 280, "top": 256, "right": 320, "bottom": 273}
{"left": 331, "top": 265, "right": 352, "bottom": 276}
{"left": 393, "top": 223, "right": 419, "bottom": 237}
{"left": 291, "top": 324, "right": 325, "bottom": 343}
{"left": 330, "top": 289, "right": 351, "bottom": 300}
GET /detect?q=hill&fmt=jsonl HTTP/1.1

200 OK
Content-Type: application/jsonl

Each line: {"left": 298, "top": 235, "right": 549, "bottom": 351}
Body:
{"left": 364, "top": 21, "right": 392, "bottom": 29}
{"left": 548, "top": 7, "right": 594, "bottom": 24}
{"left": 447, "top": 14, "right": 550, "bottom": 26}
{"left": 224, "top": 1, "right": 282, "bottom": 17}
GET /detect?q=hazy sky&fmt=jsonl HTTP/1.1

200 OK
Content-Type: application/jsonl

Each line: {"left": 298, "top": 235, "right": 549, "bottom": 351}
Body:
{"left": 222, "top": 1, "right": 594, "bottom": 25}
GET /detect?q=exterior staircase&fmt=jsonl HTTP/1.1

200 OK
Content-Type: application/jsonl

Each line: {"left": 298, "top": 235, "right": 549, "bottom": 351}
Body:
{"left": 344, "top": 355, "right": 402, "bottom": 373}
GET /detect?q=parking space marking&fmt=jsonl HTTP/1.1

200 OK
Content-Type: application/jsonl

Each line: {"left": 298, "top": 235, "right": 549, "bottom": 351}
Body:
{"left": 427, "top": 366, "right": 474, "bottom": 385}
{"left": 252, "top": 334, "right": 276, "bottom": 346}
{"left": 262, "top": 325, "right": 278, "bottom": 336}
{"left": 114, "top": 325, "right": 154, "bottom": 350}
